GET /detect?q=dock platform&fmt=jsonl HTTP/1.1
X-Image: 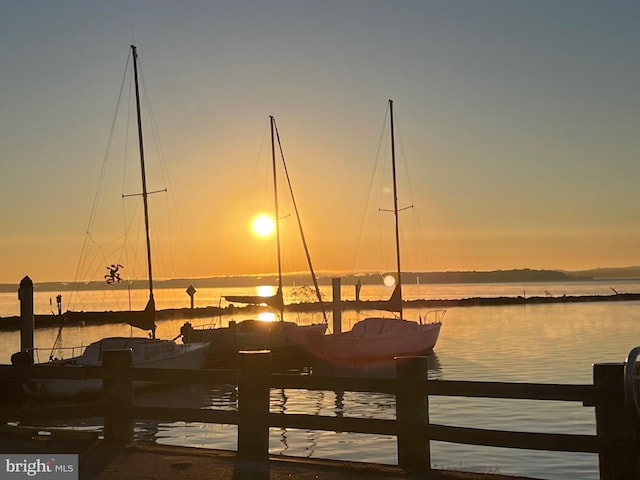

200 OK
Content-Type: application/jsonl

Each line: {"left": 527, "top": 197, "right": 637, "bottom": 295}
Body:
{"left": 0, "top": 429, "right": 537, "bottom": 480}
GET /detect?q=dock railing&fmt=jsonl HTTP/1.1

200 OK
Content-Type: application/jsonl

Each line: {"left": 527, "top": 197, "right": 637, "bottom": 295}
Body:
{"left": 1, "top": 351, "right": 639, "bottom": 480}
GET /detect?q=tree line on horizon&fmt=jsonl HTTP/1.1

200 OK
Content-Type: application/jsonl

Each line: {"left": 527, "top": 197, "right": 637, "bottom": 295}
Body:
{"left": 2, "top": 266, "right": 640, "bottom": 293}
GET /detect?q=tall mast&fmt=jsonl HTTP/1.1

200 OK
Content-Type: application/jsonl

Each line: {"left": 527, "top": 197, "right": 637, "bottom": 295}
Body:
{"left": 270, "top": 116, "right": 284, "bottom": 320}
{"left": 131, "top": 45, "right": 154, "bottom": 305}
{"left": 389, "top": 99, "right": 403, "bottom": 320}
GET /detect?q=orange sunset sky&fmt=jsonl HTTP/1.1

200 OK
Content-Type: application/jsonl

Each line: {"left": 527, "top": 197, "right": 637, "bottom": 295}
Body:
{"left": 1, "top": 1, "right": 639, "bottom": 285}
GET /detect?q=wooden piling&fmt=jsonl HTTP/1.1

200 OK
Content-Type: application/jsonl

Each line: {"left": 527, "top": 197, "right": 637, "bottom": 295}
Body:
{"left": 18, "top": 276, "right": 34, "bottom": 362}
{"left": 237, "top": 350, "right": 272, "bottom": 462}
{"left": 395, "top": 355, "right": 430, "bottom": 476}
{"left": 103, "top": 349, "right": 134, "bottom": 443}
{"left": 332, "top": 277, "right": 342, "bottom": 334}
{"left": 594, "top": 362, "right": 640, "bottom": 480}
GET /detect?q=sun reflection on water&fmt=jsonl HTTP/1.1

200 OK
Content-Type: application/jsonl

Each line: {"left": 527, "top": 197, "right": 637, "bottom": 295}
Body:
{"left": 256, "top": 285, "right": 276, "bottom": 297}
{"left": 257, "top": 312, "right": 277, "bottom": 322}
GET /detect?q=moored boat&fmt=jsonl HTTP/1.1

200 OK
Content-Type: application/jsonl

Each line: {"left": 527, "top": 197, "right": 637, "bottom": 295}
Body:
{"left": 12, "top": 45, "right": 210, "bottom": 395}
{"left": 21, "top": 336, "right": 210, "bottom": 397}
{"left": 305, "top": 311, "right": 444, "bottom": 373}
{"left": 181, "top": 319, "right": 326, "bottom": 368}
{"left": 305, "top": 100, "right": 443, "bottom": 374}
{"left": 181, "top": 116, "right": 327, "bottom": 368}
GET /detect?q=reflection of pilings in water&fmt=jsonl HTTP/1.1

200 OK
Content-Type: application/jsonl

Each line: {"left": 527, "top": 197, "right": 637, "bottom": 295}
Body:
{"left": 426, "top": 351, "right": 442, "bottom": 380}
{"left": 334, "top": 390, "right": 344, "bottom": 418}
{"left": 272, "top": 388, "right": 289, "bottom": 454}
{"left": 204, "top": 385, "right": 237, "bottom": 410}
{"left": 271, "top": 387, "right": 323, "bottom": 457}
{"left": 134, "top": 420, "right": 161, "bottom": 441}
{"left": 132, "top": 383, "right": 238, "bottom": 443}
{"left": 306, "top": 390, "right": 322, "bottom": 457}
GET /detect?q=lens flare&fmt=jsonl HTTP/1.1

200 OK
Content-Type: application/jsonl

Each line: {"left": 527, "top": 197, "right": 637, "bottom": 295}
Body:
{"left": 383, "top": 275, "right": 396, "bottom": 287}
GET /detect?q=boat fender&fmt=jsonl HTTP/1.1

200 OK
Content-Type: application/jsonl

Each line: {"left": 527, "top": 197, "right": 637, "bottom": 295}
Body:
{"left": 11, "top": 351, "right": 34, "bottom": 366}
{"left": 180, "top": 322, "right": 193, "bottom": 342}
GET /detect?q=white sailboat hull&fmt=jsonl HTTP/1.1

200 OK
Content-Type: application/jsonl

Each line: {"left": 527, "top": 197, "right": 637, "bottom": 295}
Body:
{"left": 25, "top": 337, "right": 210, "bottom": 398}
{"left": 306, "top": 316, "right": 441, "bottom": 368}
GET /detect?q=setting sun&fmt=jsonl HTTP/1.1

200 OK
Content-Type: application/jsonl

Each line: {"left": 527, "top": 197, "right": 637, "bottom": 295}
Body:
{"left": 252, "top": 214, "right": 276, "bottom": 237}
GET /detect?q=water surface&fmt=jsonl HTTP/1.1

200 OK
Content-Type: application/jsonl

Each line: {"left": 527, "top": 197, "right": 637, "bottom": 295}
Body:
{"left": 1, "top": 281, "right": 639, "bottom": 479}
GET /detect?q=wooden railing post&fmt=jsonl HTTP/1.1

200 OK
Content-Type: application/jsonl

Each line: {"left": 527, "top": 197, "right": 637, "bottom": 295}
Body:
{"left": 103, "top": 349, "right": 133, "bottom": 443}
{"left": 594, "top": 362, "right": 640, "bottom": 480}
{"left": 332, "top": 277, "right": 342, "bottom": 334}
{"left": 395, "top": 355, "right": 430, "bottom": 475}
{"left": 237, "top": 350, "right": 272, "bottom": 462}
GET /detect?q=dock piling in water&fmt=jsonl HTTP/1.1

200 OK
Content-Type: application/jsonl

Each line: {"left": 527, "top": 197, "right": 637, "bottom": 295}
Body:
{"left": 18, "top": 276, "right": 34, "bottom": 363}
{"left": 332, "top": 277, "right": 342, "bottom": 334}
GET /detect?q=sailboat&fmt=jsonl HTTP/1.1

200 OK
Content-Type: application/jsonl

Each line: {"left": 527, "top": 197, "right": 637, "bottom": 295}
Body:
{"left": 16, "top": 45, "right": 210, "bottom": 397}
{"left": 305, "top": 100, "right": 443, "bottom": 372}
{"left": 180, "top": 116, "right": 327, "bottom": 367}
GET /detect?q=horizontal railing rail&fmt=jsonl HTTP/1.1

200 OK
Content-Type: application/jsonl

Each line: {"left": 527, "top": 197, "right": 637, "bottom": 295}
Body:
{"left": 0, "top": 364, "right": 597, "bottom": 402}
{"left": 0, "top": 364, "right": 237, "bottom": 384}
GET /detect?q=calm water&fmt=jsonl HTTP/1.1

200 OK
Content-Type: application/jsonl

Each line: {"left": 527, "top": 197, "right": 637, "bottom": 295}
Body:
{"left": 1, "top": 278, "right": 638, "bottom": 319}
{"left": 1, "top": 280, "right": 640, "bottom": 479}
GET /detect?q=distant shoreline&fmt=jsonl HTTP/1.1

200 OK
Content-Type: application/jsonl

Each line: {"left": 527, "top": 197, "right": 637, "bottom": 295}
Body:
{"left": 2, "top": 266, "right": 640, "bottom": 294}
{"left": 1, "top": 292, "right": 638, "bottom": 331}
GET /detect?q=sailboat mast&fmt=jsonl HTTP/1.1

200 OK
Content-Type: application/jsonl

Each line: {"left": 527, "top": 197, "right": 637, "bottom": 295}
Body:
{"left": 131, "top": 45, "right": 154, "bottom": 304}
{"left": 270, "top": 116, "right": 284, "bottom": 320}
{"left": 389, "top": 99, "right": 403, "bottom": 319}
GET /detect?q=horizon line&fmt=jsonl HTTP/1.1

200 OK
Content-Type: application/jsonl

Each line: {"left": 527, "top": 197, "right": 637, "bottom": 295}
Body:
{"left": 3, "top": 265, "right": 640, "bottom": 288}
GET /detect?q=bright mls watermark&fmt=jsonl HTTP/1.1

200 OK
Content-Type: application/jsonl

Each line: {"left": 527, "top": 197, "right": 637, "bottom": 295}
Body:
{"left": 1, "top": 455, "right": 77, "bottom": 479}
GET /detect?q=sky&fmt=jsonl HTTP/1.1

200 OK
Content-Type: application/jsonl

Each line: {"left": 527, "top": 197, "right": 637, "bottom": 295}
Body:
{"left": 1, "top": 0, "right": 639, "bottom": 285}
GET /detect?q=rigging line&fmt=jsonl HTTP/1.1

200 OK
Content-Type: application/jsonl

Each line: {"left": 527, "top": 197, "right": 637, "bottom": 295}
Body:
{"left": 393, "top": 112, "right": 419, "bottom": 220}
{"left": 122, "top": 199, "right": 145, "bottom": 283}
{"left": 126, "top": 55, "right": 175, "bottom": 285}
{"left": 116, "top": 63, "right": 144, "bottom": 288}
{"left": 71, "top": 232, "right": 127, "bottom": 310}
{"left": 273, "top": 119, "right": 328, "bottom": 323}
{"left": 120, "top": 66, "right": 134, "bottom": 271}
{"left": 123, "top": 60, "right": 134, "bottom": 191}
{"left": 138, "top": 59, "right": 194, "bottom": 281}
{"left": 90, "top": 233, "right": 128, "bottom": 273}
{"left": 270, "top": 116, "right": 283, "bottom": 295}
{"left": 69, "top": 51, "right": 132, "bottom": 306}
{"left": 122, "top": 210, "right": 160, "bottom": 293}
{"left": 138, "top": 56, "right": 168, "bottom": 188}
{"left": 350, "top": 103, "right": 390, "bottom": 274}
{"left": 173, "top": 198, "right": 197, "bottom": 279}
{"left": 254, "top": 120, "right": 272, "bottom": 215}
{"left": 242, "top": 119, "right": 274, "bottom": 278}
{"left": 394, "top": 110, "right": 432, "bottom": 270}
{"left": 162, "top": 193, "right": 177, "bottom": 278}
{"left": 137, "top": 56, "right": 174, "bottom": 204}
